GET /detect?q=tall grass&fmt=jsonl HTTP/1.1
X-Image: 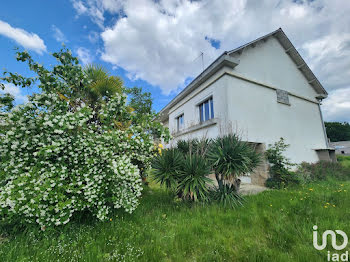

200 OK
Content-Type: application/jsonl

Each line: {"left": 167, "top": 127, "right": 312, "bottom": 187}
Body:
{"left": 1, "top": 180, "right": 349, "bottom": 261}
{"left": 337, "top": 155, "right": 350, "bottom": 168}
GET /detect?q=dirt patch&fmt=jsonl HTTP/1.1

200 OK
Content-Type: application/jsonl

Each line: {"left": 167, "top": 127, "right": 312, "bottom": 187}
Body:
{"left": 240, "top": 184, "right": 268, "bottom": 195}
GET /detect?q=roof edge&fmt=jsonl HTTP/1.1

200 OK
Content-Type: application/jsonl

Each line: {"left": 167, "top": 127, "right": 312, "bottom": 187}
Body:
{"left": 159, "top": 54, "right": 239, "bottom": 121}
{"left": 159, "top": 28, "right": 328, "bottom": 121}
{"left": 227, "top": 28, "right": 327, "bottom": 97}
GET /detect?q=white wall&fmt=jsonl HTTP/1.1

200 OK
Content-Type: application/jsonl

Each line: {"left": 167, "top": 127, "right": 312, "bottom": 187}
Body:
{"left": 167, "top": 68, "right": 228, "bottom": 146}
{"left": 224, "top": 74, "right": 327, "bottom": 164}
{"left": 230, "top": 37, "right": 319, "bottom": 102}
{"left": 164, "top": 35, "right": 328, "bottom": 164}
{"left": 226, "top": 36, "right": 327, "bottom": 163}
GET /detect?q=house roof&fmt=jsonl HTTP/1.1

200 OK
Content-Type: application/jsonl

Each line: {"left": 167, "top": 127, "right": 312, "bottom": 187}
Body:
{"left": 159, "top": 28, "right": 327, "bottom": 121}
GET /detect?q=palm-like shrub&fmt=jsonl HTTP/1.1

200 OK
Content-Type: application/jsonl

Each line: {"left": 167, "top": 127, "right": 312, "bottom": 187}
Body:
{"left": 178, "top": 154, "right": 212, "bottom": 202}
{"left": 208, "top": 134, "right": 261, "bottom": 190}
{"left": 153, "top": 134, "right": 261, "bottom": 206}
{"left": 177, "top": 139, "right": 199, "bottom": 155}
{"left": 84, "top": 65, "right": 123, "bottom": 107}
{"left": 151, "top": 149, "right": 184, "bottom": 190}
{"left": 152, "top": 150, "right": 212, "bottom": 202}
{"left": 177, "top": 138, "right": 211, "bottom": 156}
{"left": 210, "top": 184, "right": 245, "bottom": 208}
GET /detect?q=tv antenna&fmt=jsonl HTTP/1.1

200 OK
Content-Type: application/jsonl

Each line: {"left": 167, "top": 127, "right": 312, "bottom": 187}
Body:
{"left": 200, "top": 52, "right": 204, "bottom": 72}
{"left": 193, "top": 52, "right": 204, "bottom": 72}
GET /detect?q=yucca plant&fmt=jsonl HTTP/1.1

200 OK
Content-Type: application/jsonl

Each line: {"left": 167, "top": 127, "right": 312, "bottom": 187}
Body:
{"left": 177, "top": 154, "right": 212, "bottom": 202}
{"left": 151, "top": 149, "right": 184, "bottom": 190}
{"left": 176, "top": 139, "right": 199, "bottom": 155}
{"left": 210, "top": 184, "right": 245, "bottom": 208}
{"left": 208, "top": 134, "right": 261, "bottom": 191}
{"left": 176, "top": 138, "right": 211, "bottom": 157}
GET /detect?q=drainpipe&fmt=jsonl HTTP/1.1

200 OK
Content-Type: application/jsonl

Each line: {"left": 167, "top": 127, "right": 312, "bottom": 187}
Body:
{"left": 317, "top": 98, "right": 329, "bottom": 148}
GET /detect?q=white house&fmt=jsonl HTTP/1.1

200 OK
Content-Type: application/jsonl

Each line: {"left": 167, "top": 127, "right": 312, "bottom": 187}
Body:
{"left": 158, "top": 28, "right": 336, "bottom": 185}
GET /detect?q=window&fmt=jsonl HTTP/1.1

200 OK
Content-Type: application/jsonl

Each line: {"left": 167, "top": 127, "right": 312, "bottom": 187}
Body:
{"left": 176, "top": 114, "right": 184, "bottom": 131}
{"left": 276, "top": 89, "right": 290, "bottom": 105}
{"left": 199, "top": 97, "right": 214, "bottom": 123}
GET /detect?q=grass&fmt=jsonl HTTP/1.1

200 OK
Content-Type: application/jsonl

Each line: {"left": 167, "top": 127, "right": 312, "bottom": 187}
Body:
{"left": 1, "top": 179, "right": 350, "bottom": 261}
{"left": 338, "top": 155, "right": 350, "bottom": 168}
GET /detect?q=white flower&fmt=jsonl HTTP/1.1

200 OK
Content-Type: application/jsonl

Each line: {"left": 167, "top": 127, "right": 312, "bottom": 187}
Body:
{"left": 54, "top": 129, "right": 64, "bottom": 134}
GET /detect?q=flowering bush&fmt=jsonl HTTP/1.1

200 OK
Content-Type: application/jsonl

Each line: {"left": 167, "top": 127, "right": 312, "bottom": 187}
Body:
{"left": 0, "top": 48, "right": 169, "bottom": 228}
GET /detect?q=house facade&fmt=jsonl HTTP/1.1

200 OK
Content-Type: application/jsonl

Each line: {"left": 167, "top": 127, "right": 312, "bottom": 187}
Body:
{"left": 159, "top": 28, "right": 335, "bottom": 185}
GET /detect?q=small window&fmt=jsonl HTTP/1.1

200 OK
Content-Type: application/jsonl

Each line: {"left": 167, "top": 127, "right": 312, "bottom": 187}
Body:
{"left": 176, "top": 114, "right": 184, "bottom": 131}
{"left": 276, "top": 89, "right": 290, "bottom": 105}
{"left": 199, "top": 97, "right": 214, "bottom": 123}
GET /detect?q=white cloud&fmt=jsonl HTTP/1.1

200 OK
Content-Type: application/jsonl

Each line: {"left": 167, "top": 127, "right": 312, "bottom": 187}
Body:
{"left": 71, "top": 0, "right": 103, "bottom": 28}
{"left": 76, "top": 47, "right": 93, "bottom": 65}
{"left": 0, "top": 20, "right": 47, "bottom": 54}
{"left": 88, "top": 31, "right": 99, "bottom": 43}
{"left": 100, "top": 0, "right": 242, "bottom": 94}
{"left": 95, "top": 0, "right": 350, "bottom": 94}
{"left": 302, "top": 33, "right": 350, "bottom": 91}
{"left": 72, "top": 0, "right": 88, "bottom": 15}
{"left": 72, "top": 0, "right": 350, "bottom": 121}
{"left": 71, "top": 0, "right": 124, "bottom": 29}
{"left": 322, "top": 88, "right": 350, "bottom": 123}
{"left": 0, "top": 83, "right": 28, "bottom": 104}
{"left": 51, "top": 25, "right": 68, "bottom": 43}
{"left": 99, "top": 0, "right": 124, "bottom": 13}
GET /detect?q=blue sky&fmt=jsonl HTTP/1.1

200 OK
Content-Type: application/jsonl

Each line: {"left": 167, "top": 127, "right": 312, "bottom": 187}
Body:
{"left": 0, "top": 0, "right": 174, "bottom": 112}
{"left": 1, "top": 0, "right": 350, "bottom": 122}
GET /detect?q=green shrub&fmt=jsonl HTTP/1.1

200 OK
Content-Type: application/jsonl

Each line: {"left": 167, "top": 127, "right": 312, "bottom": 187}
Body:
{"left": 176, "top": 139, "right": 198, "bottom": 155}
{"left": 153, "top": 134, "right": 261, "bottom": 207}
{"left": 176, "top": 138, "right": 211, "bottom": 156}
{"left": 152, "top": 151, "right": 212, "bottom": 202}
{"left": 210, "top": 184, "right": 245, "bottom": 208}
{"left": 265, "top": 178, "right": 280, "bottom": 189}
{"left": 265, "top": 173, "right": 301, "bottom": 189}
{"left": 265, "top": 138, "right": 300, "bottom": 188}
{"left": 297, "top": 161, "right": 350, "bottom": 181}
{"left": 0, "top": 94, "right": 144, "bottom": 228}
{"left": 208, "top": 134, "right": 261, "bottom": 190}
{"left": 266, "top": 139, "right": 350, "bottom": 187}
{"left": 151, "top": 149, "right": 184, "bottom": 190}
{"left": 337, "top": 155, "right": 350, "bottom": 168}
{"left": 206, "top": 134, "right": 261, "bottom": 207}
{"left": 177, "top": 154, "right": 212, "bottom": 202}
{"left": 0, "top": 48, "right": 170, "bottom": 229}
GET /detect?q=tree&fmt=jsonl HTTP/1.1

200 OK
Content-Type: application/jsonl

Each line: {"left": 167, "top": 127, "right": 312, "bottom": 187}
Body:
{"left": 0, "top": 93, "right": 14, "bottom": 113}
{"left": 83, "top": 64, "right": 123, "bottom": 108}
{"left": 125, "top": 86, "right": 153, "bottom": 115}
{"left": 325, "top": 122, "right": 350, "bottom": 142}
{"left": 0, "top": 47, "right": 170, "bottom": 229}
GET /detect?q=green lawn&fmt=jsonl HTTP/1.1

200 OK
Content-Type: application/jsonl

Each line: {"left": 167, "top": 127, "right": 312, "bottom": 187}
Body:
{"left": 1, "top": 180, "right": 350, "bottom": 262}
{"left": 338, "top": 155, "right": 350, "bottom": 168}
